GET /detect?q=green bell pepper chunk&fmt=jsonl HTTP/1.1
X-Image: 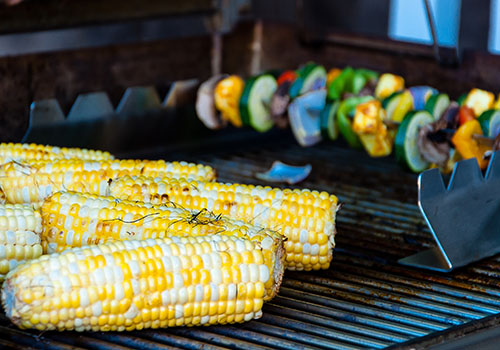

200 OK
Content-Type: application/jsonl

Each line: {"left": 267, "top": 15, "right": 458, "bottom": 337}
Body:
{"left": 328, "top": 67, "right": 354, "bottom": 100}
{"left": 337, "top": 95, "right": 374, "bottom": 149}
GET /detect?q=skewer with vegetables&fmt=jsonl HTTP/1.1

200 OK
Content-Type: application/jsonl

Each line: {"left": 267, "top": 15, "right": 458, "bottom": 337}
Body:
{"left": 196, "top": 64, "right": 500, "bottom": 174}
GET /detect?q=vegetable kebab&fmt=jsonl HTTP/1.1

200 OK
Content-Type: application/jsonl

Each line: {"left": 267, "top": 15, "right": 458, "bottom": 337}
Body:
{"left": 196, "top": 63, "right": 500, "bottom": 173}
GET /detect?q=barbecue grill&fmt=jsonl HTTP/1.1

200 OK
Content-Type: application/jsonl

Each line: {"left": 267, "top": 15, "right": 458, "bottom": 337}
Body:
{"left": 1, "top": 1, "right": 500, "bottom": 349}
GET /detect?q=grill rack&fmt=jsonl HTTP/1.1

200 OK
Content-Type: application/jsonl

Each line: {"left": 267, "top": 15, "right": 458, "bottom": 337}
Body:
{"left": 2, "top": 133, "right": 500, "bottom": 349}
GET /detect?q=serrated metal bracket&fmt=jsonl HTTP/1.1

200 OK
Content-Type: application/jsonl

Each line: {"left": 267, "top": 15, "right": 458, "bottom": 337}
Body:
{"left": 399, "top": 152, "right": 500, "bottom": 272}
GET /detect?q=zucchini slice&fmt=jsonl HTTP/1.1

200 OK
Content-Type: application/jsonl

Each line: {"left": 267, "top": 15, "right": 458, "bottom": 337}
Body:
{"left": 395, "top": 110, "right": 434, "bottom": 173}
{"left": 457, "top": 93, "right": 467, "bottom": 106}
{"left": 239, "top": 74, "right": 278, "bottom": 132}
{"left": 382, "top": 92, "right": 402, "bottom": 121}
{"left": 425, "top": 93, "right": 450, "bottom": 120}
{"left": 478, "top": 109, "right": 500, "bottom": 138}
{"left": 320, "top": 101, "right": 340, "bottom": 140}
{"left": 289, "top": 63, "right": 327, "bottom": 99}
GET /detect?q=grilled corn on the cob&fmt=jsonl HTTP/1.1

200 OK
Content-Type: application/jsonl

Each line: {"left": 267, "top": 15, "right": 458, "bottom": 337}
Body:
{"left": 109, "top": 176, "right": 338, "bottom": 271}
{"left": 0, "top": 204, "right": 43, "bottom": 280}
{"left": 0, "top": 143, "right": 114, "bottom": 163}
{"left": 0, "top": 159, "right": 216, "bottom": 207}
{"left": 40, "top": 191, "right": 284, "bottom": 300}
{"left": 3, "top": 235, "right": 278, "bottom": 331}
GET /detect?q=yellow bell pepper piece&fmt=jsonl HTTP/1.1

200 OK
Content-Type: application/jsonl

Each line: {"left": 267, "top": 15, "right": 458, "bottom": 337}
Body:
{"left": 493, "top": 93, "right": 500, "bottom": 110}
{"left": 353, "top": 100, "right": 393, "bottom": 157}
{"left": 214, "top": 75, "right": 244, "bottom": 127}
{"left": 451, "top": 119, "right": 490, "bottom": 169}
{"left": 375, "top": 73, "right": 405, "bottom": 99}
{"left": 392, "top": 90, "right": 414, "bottom": 122}
{"left": 326, "top": 68, "right": 342, "bottom": 85}
{"left": 464, "top": 88, "right": 495, "bottom": 116}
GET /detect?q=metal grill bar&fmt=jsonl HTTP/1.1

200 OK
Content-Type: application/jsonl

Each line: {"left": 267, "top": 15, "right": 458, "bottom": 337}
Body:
{"left": 1, "top": 140, "right": 499, "bottom": 349}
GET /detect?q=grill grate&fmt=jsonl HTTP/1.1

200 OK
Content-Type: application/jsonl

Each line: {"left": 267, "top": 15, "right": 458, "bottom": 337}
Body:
{"left": 2, "top": 138, "right": 500, "bottom": 349}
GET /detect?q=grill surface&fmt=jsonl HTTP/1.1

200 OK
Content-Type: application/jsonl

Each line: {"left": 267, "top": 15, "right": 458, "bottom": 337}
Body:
{"left": 2, "top": 134, "right": 500, "bottom": 349}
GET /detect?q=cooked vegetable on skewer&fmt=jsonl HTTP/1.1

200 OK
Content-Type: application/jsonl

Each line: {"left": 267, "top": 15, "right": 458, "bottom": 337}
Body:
{"left": 463, "top": 88, "right": 495, "bottom": 116}
{"left": 337, "top": 95, "right": 374, "bottom": 149}
{"left": 289, "top": 63, "right": 326, "bottom": 99}
{"left": 478, "top": 110, "right": 500, "bottom": 138}
{"left": 326, "top": 68, "right": 341, "bottom": 85}
{"left": 451, "top": 120, "right": 491, "bottom": 169}
{"left": 425, "top": 93, "right": 450, "bottom": 120}
{"left": 458, "top": 106, "right": 476, "bottom": 125}
{"left": 270, "top": 72, "right": 296, "bottom": 128}
{"left": 214, "top": 75, "right": 245, "bottom": 127}
{"left": 389, "top": 90, "right": 414, "bottom": 122}
{"left": 240, "top": 74, "right": 277, "bottom": 132}
{"left": 353, "top": 100, "right": 393, "bottom": 157}
{"left": 328, "top": 66, "right": 354, "bottom": 100}
{"left": 395, "top": 111, "right": 434, "bottom": 173}
{"left": 288, "top": 89, "right": 326, "bottom": 147}
{"left": 196, "top": 74, "right": 229, "bottom": 130}
{"left": 374, "top": 73, "right": 404, "bottom": 99}
{"left": 320, "top": 101, "right": 340, "bottom": 141}
{"left": 409, "top": 86, "right": 437, "bottom": 111}
{"left": 195, "top": 63, "right": 500, "bottom": 173}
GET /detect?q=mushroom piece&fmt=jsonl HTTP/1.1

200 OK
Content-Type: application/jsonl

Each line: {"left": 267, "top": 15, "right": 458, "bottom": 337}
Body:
{"left": 195, "top": 75, "right": 229, "bottom": 130}
{"left": 418, "top": 102, "right": 461, "bottom": 165}
{"left": 418, "top": 123, "right": 451, "bottom": 165}
{"left": 493, "top": 132, "right": 500, "bottom": 151}
{"left": 434, "top": 102, "right": 460, "bottom": 131}
{"left": 270, "top": 81, "right": 292, "bottom": 128}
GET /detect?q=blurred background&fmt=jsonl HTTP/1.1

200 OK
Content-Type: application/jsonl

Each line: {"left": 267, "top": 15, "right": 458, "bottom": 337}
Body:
{"left": 0, "top": 0, "right": 498, "bottom": 150}
{"left": 0, "top": 0, "right": 496, "bottom": 56}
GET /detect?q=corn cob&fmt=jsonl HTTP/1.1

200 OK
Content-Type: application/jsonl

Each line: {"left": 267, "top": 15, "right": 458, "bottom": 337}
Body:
{"left": 3, "top": 235, "right": 277, "bottom": 331}
{"left": 0, "top": 159, "right": 216, "bottom": 207}
{"left": 40, "top": 191, "right": 284, "bottom": 300}
{"left": 108, "top": 176, "right": 338, "bottom": 271}
{"left": 0, "top": 143, "right": 114, "bottom": 163}
{"left": 0, "top": 204, "right": 43, "bottom": 280}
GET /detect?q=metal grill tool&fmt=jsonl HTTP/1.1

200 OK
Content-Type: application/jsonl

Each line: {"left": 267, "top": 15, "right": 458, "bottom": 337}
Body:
{"left": 399, "top": 151, "right": 500, "bottom": 272}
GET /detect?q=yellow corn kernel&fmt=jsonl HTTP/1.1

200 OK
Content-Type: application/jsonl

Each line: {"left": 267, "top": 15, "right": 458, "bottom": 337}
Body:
{"left": 0, "top": 158, "right": 216, "bottom": 207}
{"left": 2, "top": 236, "right": 277, "bottom": 332}
{"left": 40, "top": 191, "right": 284, "bottom": 301}
{"left": 110, "top": 176, "right": 338, "bottom": 271}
